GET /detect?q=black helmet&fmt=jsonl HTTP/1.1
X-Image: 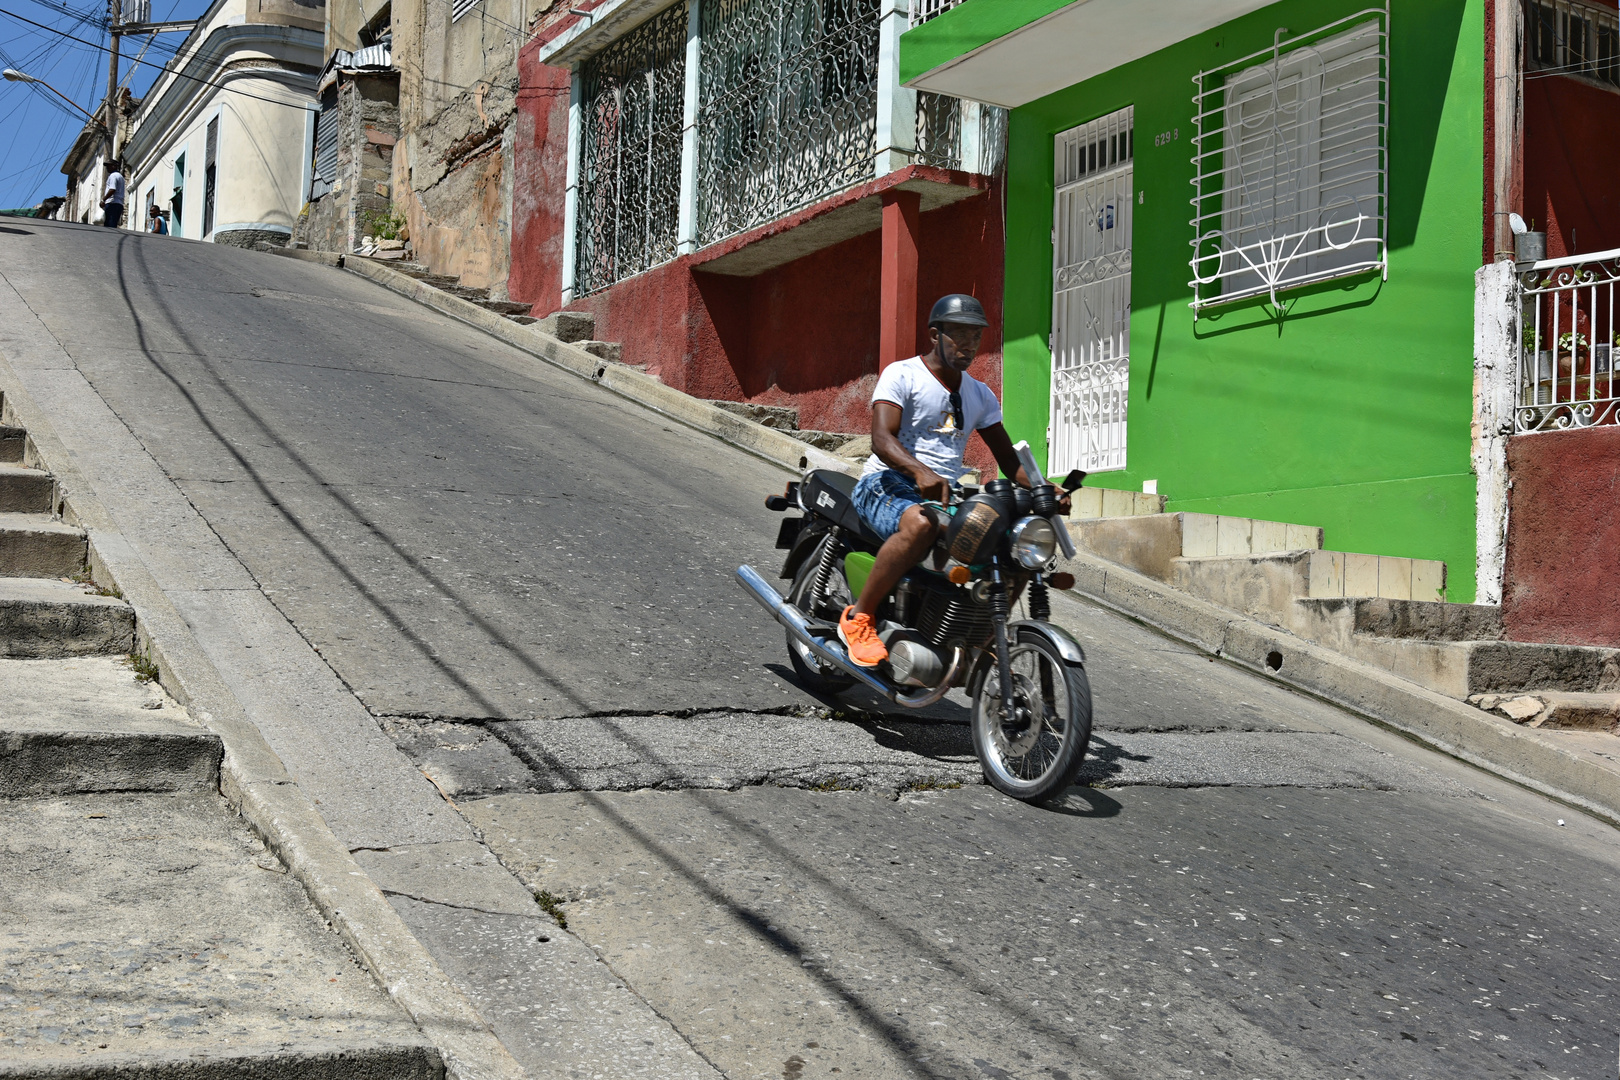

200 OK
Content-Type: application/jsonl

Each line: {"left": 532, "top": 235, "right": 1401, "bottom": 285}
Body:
{"left": 928, "top": 293, "right": 989, "bottom": 329}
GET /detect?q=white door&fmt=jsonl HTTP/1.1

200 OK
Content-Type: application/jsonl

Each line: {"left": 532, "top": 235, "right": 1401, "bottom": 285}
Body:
{"left": 1050, "top": 106, "right": 1133, "bottom": 475}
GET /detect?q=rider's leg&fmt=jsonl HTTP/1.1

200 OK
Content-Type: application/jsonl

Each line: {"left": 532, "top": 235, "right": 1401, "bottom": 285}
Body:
{"left": 852, "top": 505, "right": 940, "bottom": 619}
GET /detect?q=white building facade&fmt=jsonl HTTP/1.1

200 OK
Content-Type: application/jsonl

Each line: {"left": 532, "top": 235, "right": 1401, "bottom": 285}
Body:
{"left": 118, "top": 0, "right": 323, "bottom": 244}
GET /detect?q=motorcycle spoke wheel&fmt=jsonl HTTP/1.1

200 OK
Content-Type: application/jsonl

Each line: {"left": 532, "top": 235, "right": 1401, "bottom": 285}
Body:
{"left": 971, "top": 632, "right": 1092, "bottom": 802}
{"left": 784, "top": 533, "right": 856, "bottom": 693}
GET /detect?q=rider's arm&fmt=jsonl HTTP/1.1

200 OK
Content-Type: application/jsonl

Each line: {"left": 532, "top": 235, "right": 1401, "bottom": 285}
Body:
{"left": 872, "top": 402, "right": 950, "bottom": 502}
{"left": 978, "top": 422, "right": 1072, "bottom": 514}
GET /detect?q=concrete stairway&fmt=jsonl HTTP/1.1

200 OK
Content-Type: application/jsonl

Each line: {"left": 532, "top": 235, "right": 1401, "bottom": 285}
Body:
{"left": 1072, "top": 508, "right": 1620, "bottom": 726}
{"left": 0, "top": 394, "right": 135, "bottom": 658}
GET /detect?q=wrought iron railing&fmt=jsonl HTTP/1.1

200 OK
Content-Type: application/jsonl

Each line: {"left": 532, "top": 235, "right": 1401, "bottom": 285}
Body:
{"left": 695, "top": 0, "right": 880, "bottom": 245}
{"left": 574, "top": 1, "right": 688, "bottom": 296}
{"left": 1515, "top": 247, "right": 1620, "bottom": 433}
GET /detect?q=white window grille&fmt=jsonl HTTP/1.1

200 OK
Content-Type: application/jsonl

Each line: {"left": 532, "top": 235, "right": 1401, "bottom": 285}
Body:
{"left": 908, "top": 0, "right": 964, "bottom": 27}
{"left": 1189, "top": 8, "right": 1387, "bottom": 314}
{"left": 574, "top": 1, "right": 688, "bottom": 295}
{"left": 451, "top": 0, "right": 480, "bottom": 23}
{"left": 1529, "top": 0, "right": 1620, "bottom": 88}
{"left": 1050, "top": 106, "right": 1133, "bottom": 475}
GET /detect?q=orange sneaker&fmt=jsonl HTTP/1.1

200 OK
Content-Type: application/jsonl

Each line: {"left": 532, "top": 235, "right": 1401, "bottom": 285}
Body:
{"left": 838, "top": 606, "right": 888, "bottom": 668}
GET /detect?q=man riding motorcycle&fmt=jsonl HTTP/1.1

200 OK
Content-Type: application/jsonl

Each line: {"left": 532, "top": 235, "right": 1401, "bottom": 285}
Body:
{"left": 838, "top": 294, "right": 1070, "bottom": 667}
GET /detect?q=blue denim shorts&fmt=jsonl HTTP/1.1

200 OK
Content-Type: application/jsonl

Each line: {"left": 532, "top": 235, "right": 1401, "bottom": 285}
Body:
{"left": 852, "top": 469, "right": 922, "bottom": 540}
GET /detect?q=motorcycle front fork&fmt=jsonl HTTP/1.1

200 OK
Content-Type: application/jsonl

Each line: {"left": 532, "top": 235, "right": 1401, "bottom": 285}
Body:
{"left": 989, "top": 571, "right": 1056, "bottom": 723}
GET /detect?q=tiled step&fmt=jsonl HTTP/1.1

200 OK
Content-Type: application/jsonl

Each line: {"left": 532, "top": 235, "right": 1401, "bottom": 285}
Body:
{"left": 0, "top": 463, "right": 55, "bottom": 513}
{"left": 1076, "top": 511, "right": 1319, "bottom": 579}
{"left": 0, "top": 512, "right": 87, "bottom": 577}
{"left": 0, "top": 577, "right": 134, "bottom": 657}
{"left": 1170, "top": 548, "right": 1446, "bottom": 620}
{"left": 0, "top": 425, "right": 24, "bottom": 464}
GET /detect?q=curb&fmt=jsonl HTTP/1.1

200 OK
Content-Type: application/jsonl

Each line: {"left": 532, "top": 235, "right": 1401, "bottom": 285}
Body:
{"left": 1055, "top": 551, "right": 1620, "bottom": 825}
{"left": 0, "top": 361, "right": 522, "bottom": 1080}
{"left": 260, "top": 246, "right": 857, "bottom": 478}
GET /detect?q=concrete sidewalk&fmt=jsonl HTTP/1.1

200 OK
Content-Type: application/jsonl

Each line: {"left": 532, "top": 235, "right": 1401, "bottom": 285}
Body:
{"left": 0, "top": 657, "right": 439, "bottom": 1078}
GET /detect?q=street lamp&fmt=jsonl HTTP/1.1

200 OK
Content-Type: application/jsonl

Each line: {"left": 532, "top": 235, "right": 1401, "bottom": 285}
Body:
{"left": 2, "top": 69, "right": 106, "bottom": 131}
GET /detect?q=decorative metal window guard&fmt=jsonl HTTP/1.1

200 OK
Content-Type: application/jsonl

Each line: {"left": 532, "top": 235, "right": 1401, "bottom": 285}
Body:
{"left": 1188, "top": 5, "right": 1388, "bottom": 316}
{"left": 1514, "top": 247, "right": 1620, "bottom": 434}
{"left": 559, "top": 0, "right": 1004, "bottom": 298}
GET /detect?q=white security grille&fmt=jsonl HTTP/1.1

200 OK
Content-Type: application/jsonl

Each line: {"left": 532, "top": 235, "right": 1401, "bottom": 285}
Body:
{"left": 1189, "top": 8, "right": 1387, "bottom": 314}
{"left": 1050, "top": 106, "right": 1132, "bottom": 475}
{"left": 908, "top": 0, "right": 965, "bottom": 26}
{"left": 451, "top": 0, "right": 480, "bottom": 22}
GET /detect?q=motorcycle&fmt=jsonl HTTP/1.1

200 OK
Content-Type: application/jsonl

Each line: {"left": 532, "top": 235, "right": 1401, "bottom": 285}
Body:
{"left": 735, "top": 444, "right": 1093, "bottom": 803}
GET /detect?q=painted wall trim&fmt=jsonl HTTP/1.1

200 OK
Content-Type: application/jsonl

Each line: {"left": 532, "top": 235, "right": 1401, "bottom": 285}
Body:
{"left": 1473, "top": 259, "right": 1515, "bottom": 605}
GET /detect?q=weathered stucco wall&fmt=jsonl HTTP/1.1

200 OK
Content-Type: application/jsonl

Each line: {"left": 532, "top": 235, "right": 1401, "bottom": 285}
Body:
{"left": 1502, "top": 426, "right": 1620, "bottom": 646}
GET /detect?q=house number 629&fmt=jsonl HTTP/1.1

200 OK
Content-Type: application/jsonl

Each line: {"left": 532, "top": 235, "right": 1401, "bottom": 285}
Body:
{"left": 1154, "top": 128, "right": 1179, "bottom": 146}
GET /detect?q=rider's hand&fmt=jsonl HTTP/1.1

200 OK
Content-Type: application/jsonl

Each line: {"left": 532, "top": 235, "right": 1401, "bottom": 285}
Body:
{"left": 913, "top": 468, "right": 950, "bottom": 504}
{"left": 1056, "top": 492, "right": 1073, "bottom": 516}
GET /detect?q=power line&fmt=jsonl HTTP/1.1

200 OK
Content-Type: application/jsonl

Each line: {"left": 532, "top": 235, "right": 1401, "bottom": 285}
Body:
{"left": 0, "top": 6, "right": 315, "bottom": 111}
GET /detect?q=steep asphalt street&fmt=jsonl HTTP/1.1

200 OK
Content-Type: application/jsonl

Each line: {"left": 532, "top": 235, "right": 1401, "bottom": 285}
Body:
{"left": 1, "top": 220, "right": 1617, "bottom": 1080}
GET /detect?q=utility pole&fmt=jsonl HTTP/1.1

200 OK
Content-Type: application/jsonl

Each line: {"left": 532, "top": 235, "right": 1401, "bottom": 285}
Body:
{"left": 104, "top": 0, "right": 120, "bottom": 161}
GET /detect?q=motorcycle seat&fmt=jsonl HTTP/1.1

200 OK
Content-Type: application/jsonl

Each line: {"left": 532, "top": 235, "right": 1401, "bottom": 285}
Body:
{"left": 800, "top": 470, "right": 887, "bottom": 550}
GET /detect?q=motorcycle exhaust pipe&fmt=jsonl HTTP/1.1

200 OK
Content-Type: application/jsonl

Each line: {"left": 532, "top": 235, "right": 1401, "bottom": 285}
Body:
{"left": 735, "top": 565, "right": 963, "bottom": 709}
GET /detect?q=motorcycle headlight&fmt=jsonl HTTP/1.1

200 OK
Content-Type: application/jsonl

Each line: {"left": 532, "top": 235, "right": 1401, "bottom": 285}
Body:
{"left": 1009, "top": 516, "right": 1057, "bottom": 569}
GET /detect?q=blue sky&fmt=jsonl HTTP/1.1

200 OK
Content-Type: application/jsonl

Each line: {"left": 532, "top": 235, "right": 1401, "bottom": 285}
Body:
{"left": 0, "top": 0, "right": 213, "bottom": 208}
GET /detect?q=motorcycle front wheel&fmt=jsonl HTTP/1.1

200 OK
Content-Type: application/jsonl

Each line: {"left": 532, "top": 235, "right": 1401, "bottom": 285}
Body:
{"left": 971, "top": 628, "right": 1092, "bottom": 802}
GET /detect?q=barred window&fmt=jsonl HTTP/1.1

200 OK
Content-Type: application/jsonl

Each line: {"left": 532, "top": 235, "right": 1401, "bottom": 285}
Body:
{"left": 574, "top": 2, "right": 688, "bottom": 295}
{"left": 696, "top": 0, "right": 879, "bottom": 245}
{"left": 1190, "top": 11, "right": 1387, "bottom": 313}
{"left": 1529, "top": 0, "right": 1620, "bottom": 87}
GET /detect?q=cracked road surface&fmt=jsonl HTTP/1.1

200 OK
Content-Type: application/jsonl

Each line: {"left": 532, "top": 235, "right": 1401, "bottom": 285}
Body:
{"left": 2, "top": 222, "right": 1617, "bottom": 1079}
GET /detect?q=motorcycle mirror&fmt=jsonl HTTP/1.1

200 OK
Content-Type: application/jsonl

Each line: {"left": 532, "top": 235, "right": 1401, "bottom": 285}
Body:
{"left": 1060, "top": 469, "right": 1087, "bottom": 493}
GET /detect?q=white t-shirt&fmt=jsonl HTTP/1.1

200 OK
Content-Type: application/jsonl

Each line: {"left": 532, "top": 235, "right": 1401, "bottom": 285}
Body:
{"left": 103, "top": 171, "right": 125, "bottom": 206}
{"left": 862, "top": 356, "right": 1002, "bottom": 480}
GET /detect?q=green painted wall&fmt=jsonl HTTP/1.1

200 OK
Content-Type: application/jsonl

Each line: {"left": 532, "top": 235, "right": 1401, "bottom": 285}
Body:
{"left": 991, "top": 0, "right": 1484, "bottom": 600}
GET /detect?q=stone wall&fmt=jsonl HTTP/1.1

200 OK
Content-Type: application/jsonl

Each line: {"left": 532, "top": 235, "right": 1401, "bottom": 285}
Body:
{"left": 297, "top": 72, "right": 400, "bottom": 254}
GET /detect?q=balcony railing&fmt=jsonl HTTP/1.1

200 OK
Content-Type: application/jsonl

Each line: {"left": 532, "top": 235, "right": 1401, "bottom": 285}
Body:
{"left": 909, "top": 0, "right": 966, "bottom": 26}
{"left": 564, "top": 0, "right": 1006, "bottom": 298}
{"left": 1515, "top": 247, "right": 1620, "bottom": 433}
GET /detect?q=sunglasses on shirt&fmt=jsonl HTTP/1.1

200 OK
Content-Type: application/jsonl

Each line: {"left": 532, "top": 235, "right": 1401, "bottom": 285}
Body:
{"left": 949, "top": 390, "right": 964, "bottom": 432}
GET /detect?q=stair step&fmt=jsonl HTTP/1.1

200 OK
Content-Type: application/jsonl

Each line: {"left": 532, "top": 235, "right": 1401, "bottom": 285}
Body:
{"left": 442, "top": 284, "right": 490, "bottom": 300}
{"left": 507, "top": 314, "right": 539, "bottom": 325}
{"left": 1171, "top": 549, "right": 1445, "bottom": 615}
{"left": 536, "top": 310, "right": 597, "bottom": 344}
{"left": 472, "top": 298, "right": 533, "bottom": 316}
{"left": 0, "top": 425, "right": 24, "bottom": 464}
{"left": 0, "top": 576, "right": 134, "bottom": 658}
{"left": 1073, "top": 511, "right": 1293, "bottom": 579}
{"left": 0, "top": 463, "right": 54, "bottom": 513}
{"left": 0, "top": 512, "right": 87, "bottom": 577}
{"left": 418, "top": 274, "right": 460, "bottom": 289}
{"left": 1468, "top": 690, "right": 1620, "bottom": 732}
{"left": 1072, "top": 488, "right": 1169, "bottom": 521}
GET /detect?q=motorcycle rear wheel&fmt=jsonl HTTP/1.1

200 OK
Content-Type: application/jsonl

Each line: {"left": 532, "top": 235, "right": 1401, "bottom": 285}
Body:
{"left": 971, "top": 628, "right": 1092, "bottom": 802}
{"left": 784, "top": 532, "right": 857, "bottom": 693}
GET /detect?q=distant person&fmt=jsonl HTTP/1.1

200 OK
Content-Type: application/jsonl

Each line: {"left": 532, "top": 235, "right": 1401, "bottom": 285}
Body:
{"left": 100, "top": 159, "right": 125, "bottom": 229}
{"left": 148, "top": 206, "right": 167, "bottom": 235}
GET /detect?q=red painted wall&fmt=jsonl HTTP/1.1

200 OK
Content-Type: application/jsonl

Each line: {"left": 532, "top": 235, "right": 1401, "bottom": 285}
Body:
{"left": 1502, "top": 425, "right": 1620, "bottom": 646}
{"left": 1523, "top": 72, "right": 1620, "bottom": 259}
{"left": 510, "top": 35, "right": 1006, "bottom": 476}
